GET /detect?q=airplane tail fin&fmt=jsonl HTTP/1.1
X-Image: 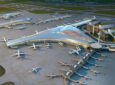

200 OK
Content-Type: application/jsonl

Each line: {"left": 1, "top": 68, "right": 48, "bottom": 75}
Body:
{"left": 3, "top": 37, "right": 7, "bottom": 42}
{"left": 28, "top": 43, "right": 37, "bottom": 49}
{"left": 0, "top": 36, "right": 8, "bottom": 42}
{"left": 35, "top": 30, "right": 39, "bottom": 34}
{"left": 93, "top": 16, "right": 96, "bottom": 20}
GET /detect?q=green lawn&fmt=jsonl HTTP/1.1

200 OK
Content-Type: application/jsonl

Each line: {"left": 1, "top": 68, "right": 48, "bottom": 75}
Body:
{"left": 30, "top": 10, "right": 54, "bottom": 14}
{"left": 0, "top": 7, "right": 16, "bottom": 13}
{"left": 10, "top": 0, "right": 27, "bottom": 3}
{"left": 1, "top": 82, "right": 15, "bottom": 85}
{"left": 54, "top": 5, "right": 91, "bottom": 10}
{"left": 0, "top": 65, "right": 5, "bottom": 77}
{"left": 37, "top": 3, "right": 91, "bottom": 11}
{"left": 100, "top": 22, "right": 111, "bottom": 25}
{"left": 110, "top": 27, "right": 115, "bottom": 30}
{"left": 95, "top": 11, "right": 115, "bottom": 16}
{"left": 0, "top": 1, "right": 9, "bottom": 4}
{"left": 95, "top": 5, "right": 115, "bottom": 9}
{"left": 112, "top": 32, "right": 115, "bottom": 36}
{"left": 6, "top": 1, "right": 92, "bottom": 11}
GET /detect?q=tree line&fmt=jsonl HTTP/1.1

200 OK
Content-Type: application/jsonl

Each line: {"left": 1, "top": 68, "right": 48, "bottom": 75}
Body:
{"left": 13, "top": 0, "right": 115, "bottom": 3}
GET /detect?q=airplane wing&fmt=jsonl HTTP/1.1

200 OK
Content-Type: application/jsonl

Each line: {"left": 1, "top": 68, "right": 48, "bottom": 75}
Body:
{"left": 63, "top": 76, "right": 67, "bottom": 85}
{"left": 19, "top": 52, "right": 25, "bottom": 55}
{"left": 11, "top": 53, "right": 18, "bottom": 57}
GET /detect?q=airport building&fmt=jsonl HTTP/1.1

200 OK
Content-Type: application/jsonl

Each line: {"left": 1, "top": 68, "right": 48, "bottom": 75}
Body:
{"left": 86, "top": 22, "right": 115, "bottom": 41}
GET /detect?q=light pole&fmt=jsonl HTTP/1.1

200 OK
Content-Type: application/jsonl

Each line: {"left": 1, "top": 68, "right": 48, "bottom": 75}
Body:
{"left": 92, "top": 25, "right": 95, "bottom": 34}
{"left": 98, "top": 31, "right": 102, "bottom": 43}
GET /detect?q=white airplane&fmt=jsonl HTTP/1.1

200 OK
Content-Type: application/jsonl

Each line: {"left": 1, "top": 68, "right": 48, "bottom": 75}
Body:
{"left": 57, "top": 60, "right": 72, "bottom": 67}
{"left": 72, "top": 57, "right": 81, "bottom": 62}
{"left": 84, "top": 52, "right": 103, "bottom": 61}
{"left": 59, "top": 69, "right": 87, "bottom": 85}
{"left": 108, "top": 29, "right": 115, "bottom": 34}
{"left": 58, "top": 42, "right": 64, "bottom": 46}
{"left": 35, "top": 30, "right": 39, "bottom": 34}
{"left": 45, "top": 73, "right": 62, "bottom": 79}
{"left": 31, "top": 67, "right": 40, "bottom": 74}
{"left": 107, "top": 29, "right": 115, "bottom": 37}
{"left": 45, "top": 43, "right": 52, "bottom": 48}
{"left": 91, "top": 56, "right": 104, "bottom": 61}
{"left": 45, "top": 70, "right": 87, "bottom": 85}
{"left": 74, "top": 72, "right": 92, "bottom": 80}
{"left": 76, "top": 45, "right": 82, "bottom": 52}
{"left": 90, "top": 69, "right": 101, "bottom": 75}
{"left": 0, "top": 18, "right": 32, "bottom": 29}
{"left": 0, "top": 36, "right": 8, "bottom": 42}
{"left": 0, "top": 12, "right": 21, "bottom": 20}
{"left": 11, "top": 49, "right": 25, "bottom": 59}
{"left": 28, "top": 43, "right": 41, "bottom": 50}
{"left": 68, "top": 49, "right": 80, "bottom": 55}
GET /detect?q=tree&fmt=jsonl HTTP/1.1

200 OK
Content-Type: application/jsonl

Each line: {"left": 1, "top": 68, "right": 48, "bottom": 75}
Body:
{"left": 12, "top": 0, "right": 115, "bottom": 3}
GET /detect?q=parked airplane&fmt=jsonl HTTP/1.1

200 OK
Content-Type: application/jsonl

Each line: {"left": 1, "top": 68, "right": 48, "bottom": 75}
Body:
{"left": 45, "top": 71, "right": 87, "bottom": 85}
{"left": 30, "top": 67, "right": 41, "bottom": 74}
{"left": 84, "top": 52, "right": 104, "bottom": 61}
{"left": 0, "top": 12, "right": 21, "bottom": 20}
{"left": 58, "top": 42, "right": 65, "bottom": 47}
{"left": 0, "top": 36, "right": 8, "bottom": 42}
{"left": 107, "top": 29, "right": 115, "bottom": 38}
{"left": 46, "top": 50, "right": 101, "bottom": 85}
{"left": 57, "top": 60, "right": 92, "bottom": 80}
{"left": 91, "top": 56, "right": 104, "bottom": 61}
{"left": 45, "top": 73, "right": 62, "bottom": 79}
{"left": 45, "top": 43, "right": 52, "bottom": 48}
{"left": 0, "top": 18, "right": 32, "bottom": 29}
{"left": 35, "top": 30, "right": 39, "bottom": 34}
{"left": 57, "top": 60, "right": 72, "bottom": 67}
{"left": 11, "top": 49, "right": 25, "bottom": 59}
{"left": 72, "top": 51, "right": 102, "bottom": 75}
{"left": 28, "top": 43, "right": 41, "bottom": 50}
{"left": 60, "top": 69, "right": 91, "bottom": 80}
{"left": 68, "top": 49, "right": 80, "bottom": 55}
{"left": 82, "top": 65, "right": 101, "bottom": 74}
{"left": 71, "top": 57, "right": 81, "bottom": 61}
{"left": 76, "top": 45, "right": 82, "bottom": 51}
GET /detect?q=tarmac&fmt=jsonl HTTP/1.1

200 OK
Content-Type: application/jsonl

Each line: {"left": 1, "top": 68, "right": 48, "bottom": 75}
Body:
{"left": 0, "top": 11, "right": 115, "bottom": 85}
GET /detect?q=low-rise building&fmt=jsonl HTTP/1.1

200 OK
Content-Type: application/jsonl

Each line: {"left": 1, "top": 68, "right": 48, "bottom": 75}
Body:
{"left": 86, "top": 22, "right": 115, "bottom": 41}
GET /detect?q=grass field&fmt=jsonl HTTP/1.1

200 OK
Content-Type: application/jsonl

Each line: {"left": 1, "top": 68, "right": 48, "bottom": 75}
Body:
{"left": 0, "top": 65, "right": 5, "bottom": 77}
{"left": 100, "top": 22, "right": 111, "bottom": 25}
{"left": 110, "top": 27, "right": 115, "bottom": 30}
{"left": 0, "top": 1, "right": 9, "bottom": 4}
{"left": 95, "top": 10, "right": 115, "bottom": 16}
{"left": 1, "top": 82, "right": 15, "bottom": 85}
{"left": 36, "top": 3, "right": 91, "bottom": 11}
{"left": 95, "top": 5, "right": 115, "bottom": 9}
{"left": 9, "top": 0, "right": 27, "bottom": 3}
{"left": 0, "top": 7, "right": 16, "bottom": 13}
{"left": 30, "top": 10, "right": 54, "bottom": 14}
{"left": 54, "top": 5, "right": 91, "bottom": 10}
